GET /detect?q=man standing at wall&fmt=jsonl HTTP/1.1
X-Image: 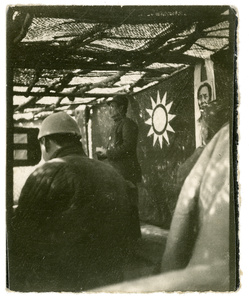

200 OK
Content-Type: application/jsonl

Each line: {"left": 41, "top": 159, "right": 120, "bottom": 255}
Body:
{"left": 96, "top": 95, "right": 142, "bottom": 239}
{"left": 8, "top": 112, "right": 132, "bottom": 292}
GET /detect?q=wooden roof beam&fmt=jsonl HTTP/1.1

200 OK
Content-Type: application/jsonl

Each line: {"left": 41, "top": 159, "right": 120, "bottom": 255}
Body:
{"left": 10, "top": 11, "right": 230, "bottom": 70}
{"left": 14, "top": 70, "right": 127, "bottom": 111}
{"left": 8, "top": 6, "right": 229, "bottom": 24}
{"left": 14, "top": 90, "right": 127, "bottom": 99}
{"left": 14, "top": 72, "right": 77, "bottom": 112}
{"left": 11, "top": 52, "right": 200, "bottom": 71}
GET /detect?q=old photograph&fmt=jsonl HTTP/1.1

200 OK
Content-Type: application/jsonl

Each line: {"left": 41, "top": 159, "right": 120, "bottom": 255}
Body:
{"left": 6, "top": 4, "right": 238, "bottom": 293}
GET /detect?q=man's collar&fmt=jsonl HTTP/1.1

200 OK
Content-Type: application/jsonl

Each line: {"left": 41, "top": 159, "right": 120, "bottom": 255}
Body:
{"left": 50, "top": 145, "right": 86, "bottom": 160}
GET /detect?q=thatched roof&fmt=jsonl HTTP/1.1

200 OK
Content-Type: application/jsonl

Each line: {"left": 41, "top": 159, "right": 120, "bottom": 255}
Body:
{"left": 7, "top": 5, "right": 236, "bottom": 121}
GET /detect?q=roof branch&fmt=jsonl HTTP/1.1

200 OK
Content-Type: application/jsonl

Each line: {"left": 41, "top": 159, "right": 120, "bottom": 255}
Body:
{"left": 194, "top": 42, "right": 216, "bottom": 52}
{"left": 14, "top": 71, "right": 127, "bottom": 111}
{"left": 10, "top": 6, "right": 234, "bottom": 114}
{"left": 14, "top": 72, "right": 77, "bottom": 112}
{"left": 10, "top": 6, "right": 229, "bottom": 24}
{"left": 25, "top": 68, "right": 43, "bottom": 96}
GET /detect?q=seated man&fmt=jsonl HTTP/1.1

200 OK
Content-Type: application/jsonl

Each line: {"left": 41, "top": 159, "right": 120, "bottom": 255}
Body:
{"left": 8, "top": 112, "right": 133, "bottom": 292}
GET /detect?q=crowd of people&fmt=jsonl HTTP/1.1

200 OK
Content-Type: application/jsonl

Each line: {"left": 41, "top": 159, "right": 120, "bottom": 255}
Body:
{"left": 8, "top": 89, "right": 231, "bottom": 292}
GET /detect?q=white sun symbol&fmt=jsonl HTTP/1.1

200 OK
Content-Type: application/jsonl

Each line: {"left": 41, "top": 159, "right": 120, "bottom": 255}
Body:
{"left": 145, "top": 91, "right": 176, "bottom": 148}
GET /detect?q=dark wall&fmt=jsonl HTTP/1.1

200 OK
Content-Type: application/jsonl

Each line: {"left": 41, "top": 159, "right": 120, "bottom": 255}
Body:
{"left": 91, "top": 66, "right": 196, "bottom": 229}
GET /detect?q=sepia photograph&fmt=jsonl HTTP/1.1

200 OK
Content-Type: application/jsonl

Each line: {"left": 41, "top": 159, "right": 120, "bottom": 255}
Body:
{"left": 5, "top": 3, "right": 241, "bottom": 294}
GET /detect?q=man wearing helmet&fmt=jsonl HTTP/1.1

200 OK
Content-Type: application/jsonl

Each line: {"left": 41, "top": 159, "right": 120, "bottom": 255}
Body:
{"left": 37, "top": 110, "right": 83, "bottom": 161}
{"left": 96, "top": 95, "right": 142, "bottom": 239}
{"left": 8, "top": 112, "right": 132, "bottom": 292}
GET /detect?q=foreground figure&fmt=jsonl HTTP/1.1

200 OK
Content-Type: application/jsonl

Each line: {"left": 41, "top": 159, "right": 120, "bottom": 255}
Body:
{"left": 8, "top": 112, "right": 132, "bottom": 292}
{"left": 94, "top": 123, "right": 232, "bottom": 292}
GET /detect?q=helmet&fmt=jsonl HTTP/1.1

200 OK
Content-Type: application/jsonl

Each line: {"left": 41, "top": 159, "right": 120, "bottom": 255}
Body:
{"left": 38, "top": 112, "right": 81, "bottom": 139}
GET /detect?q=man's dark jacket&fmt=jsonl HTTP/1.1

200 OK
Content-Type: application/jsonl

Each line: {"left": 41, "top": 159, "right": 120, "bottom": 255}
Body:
{"left": 106, "top": 117, "right": 142, "bottom": 185}
{"left": 8, "top": 145, "right": 132, "bottom": 292}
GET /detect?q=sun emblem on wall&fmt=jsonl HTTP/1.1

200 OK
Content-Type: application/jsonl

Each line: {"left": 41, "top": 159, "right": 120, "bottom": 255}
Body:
{"left": 145, "top": 91, "right": 176, "bottom": 148}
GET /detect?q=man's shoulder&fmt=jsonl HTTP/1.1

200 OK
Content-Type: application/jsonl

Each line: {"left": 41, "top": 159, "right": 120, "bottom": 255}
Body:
{"left": 28, "top": 158, "right": 66, "bottom": 181}
{"left": 90, "top": 157, "right": 127, "bottom": 181}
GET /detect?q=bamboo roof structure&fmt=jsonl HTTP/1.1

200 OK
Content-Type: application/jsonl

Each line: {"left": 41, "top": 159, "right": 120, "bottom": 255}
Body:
{"left": 7, "top": 5, "right": 236, "bottom": 121}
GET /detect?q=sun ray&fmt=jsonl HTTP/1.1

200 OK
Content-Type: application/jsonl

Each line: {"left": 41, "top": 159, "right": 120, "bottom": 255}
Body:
{"left": 147, "top": 127, "right": 154, "bottom": 136}
{"left": 166, "top": 101, "right": 173, "bottom": 112}
{"left": 168, "top": 113, "right": 176, "bottom": 122}
{"left": 150, "top": 96, "right": 156, "bottom": 109}
{"left": 163, "top": 131, "right": 170, "bottom": 144}
{"left": 146, "top": 109, "right": 153, "bottom": 117}
{"left": 158, "top": 135, "right": 163, "bottom": 148}
{"left": 153, "top": 133, "right": 158, "bottom": 146}
{"left": 166, "top": 123, "right": 175, "bottom": 133}
{"left": 145, "top": 118, "right": 152, "bottom": 125}
{"left": 161, "top": 92, "right": 167, "bottom": 106}
{"left": 156, "top": 91, "right": 161, "bottom": 105}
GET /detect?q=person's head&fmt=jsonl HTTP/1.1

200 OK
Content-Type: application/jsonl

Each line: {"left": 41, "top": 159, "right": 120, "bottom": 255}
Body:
{"left": 197, "top": 82, "right": 212, "bottom": 111}
{"left": 107, "top": 95, "right": 129, "bottom": 119}
{"left": 38, "top": 112, "right": 82, "bottom": 161}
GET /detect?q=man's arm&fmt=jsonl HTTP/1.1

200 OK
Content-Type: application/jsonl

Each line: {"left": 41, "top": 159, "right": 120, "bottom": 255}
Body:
{"left": 107, "top": 119, "right": 138, "bottom": 160}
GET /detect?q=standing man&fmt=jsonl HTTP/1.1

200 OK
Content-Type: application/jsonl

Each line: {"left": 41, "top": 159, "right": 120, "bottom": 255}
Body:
{"left": 8, "top": 112, "right": 132, "bottom": 292}
{"left": 96, "top": 95, "right": 142, "bottom": 239}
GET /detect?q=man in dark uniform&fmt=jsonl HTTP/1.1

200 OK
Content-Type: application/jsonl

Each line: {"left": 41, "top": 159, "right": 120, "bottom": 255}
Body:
{"left": 8, "top": 112, "right": 132, "bottom": 292}
{"left": 96, "top": 95, "right": 142, "bottom": 239}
